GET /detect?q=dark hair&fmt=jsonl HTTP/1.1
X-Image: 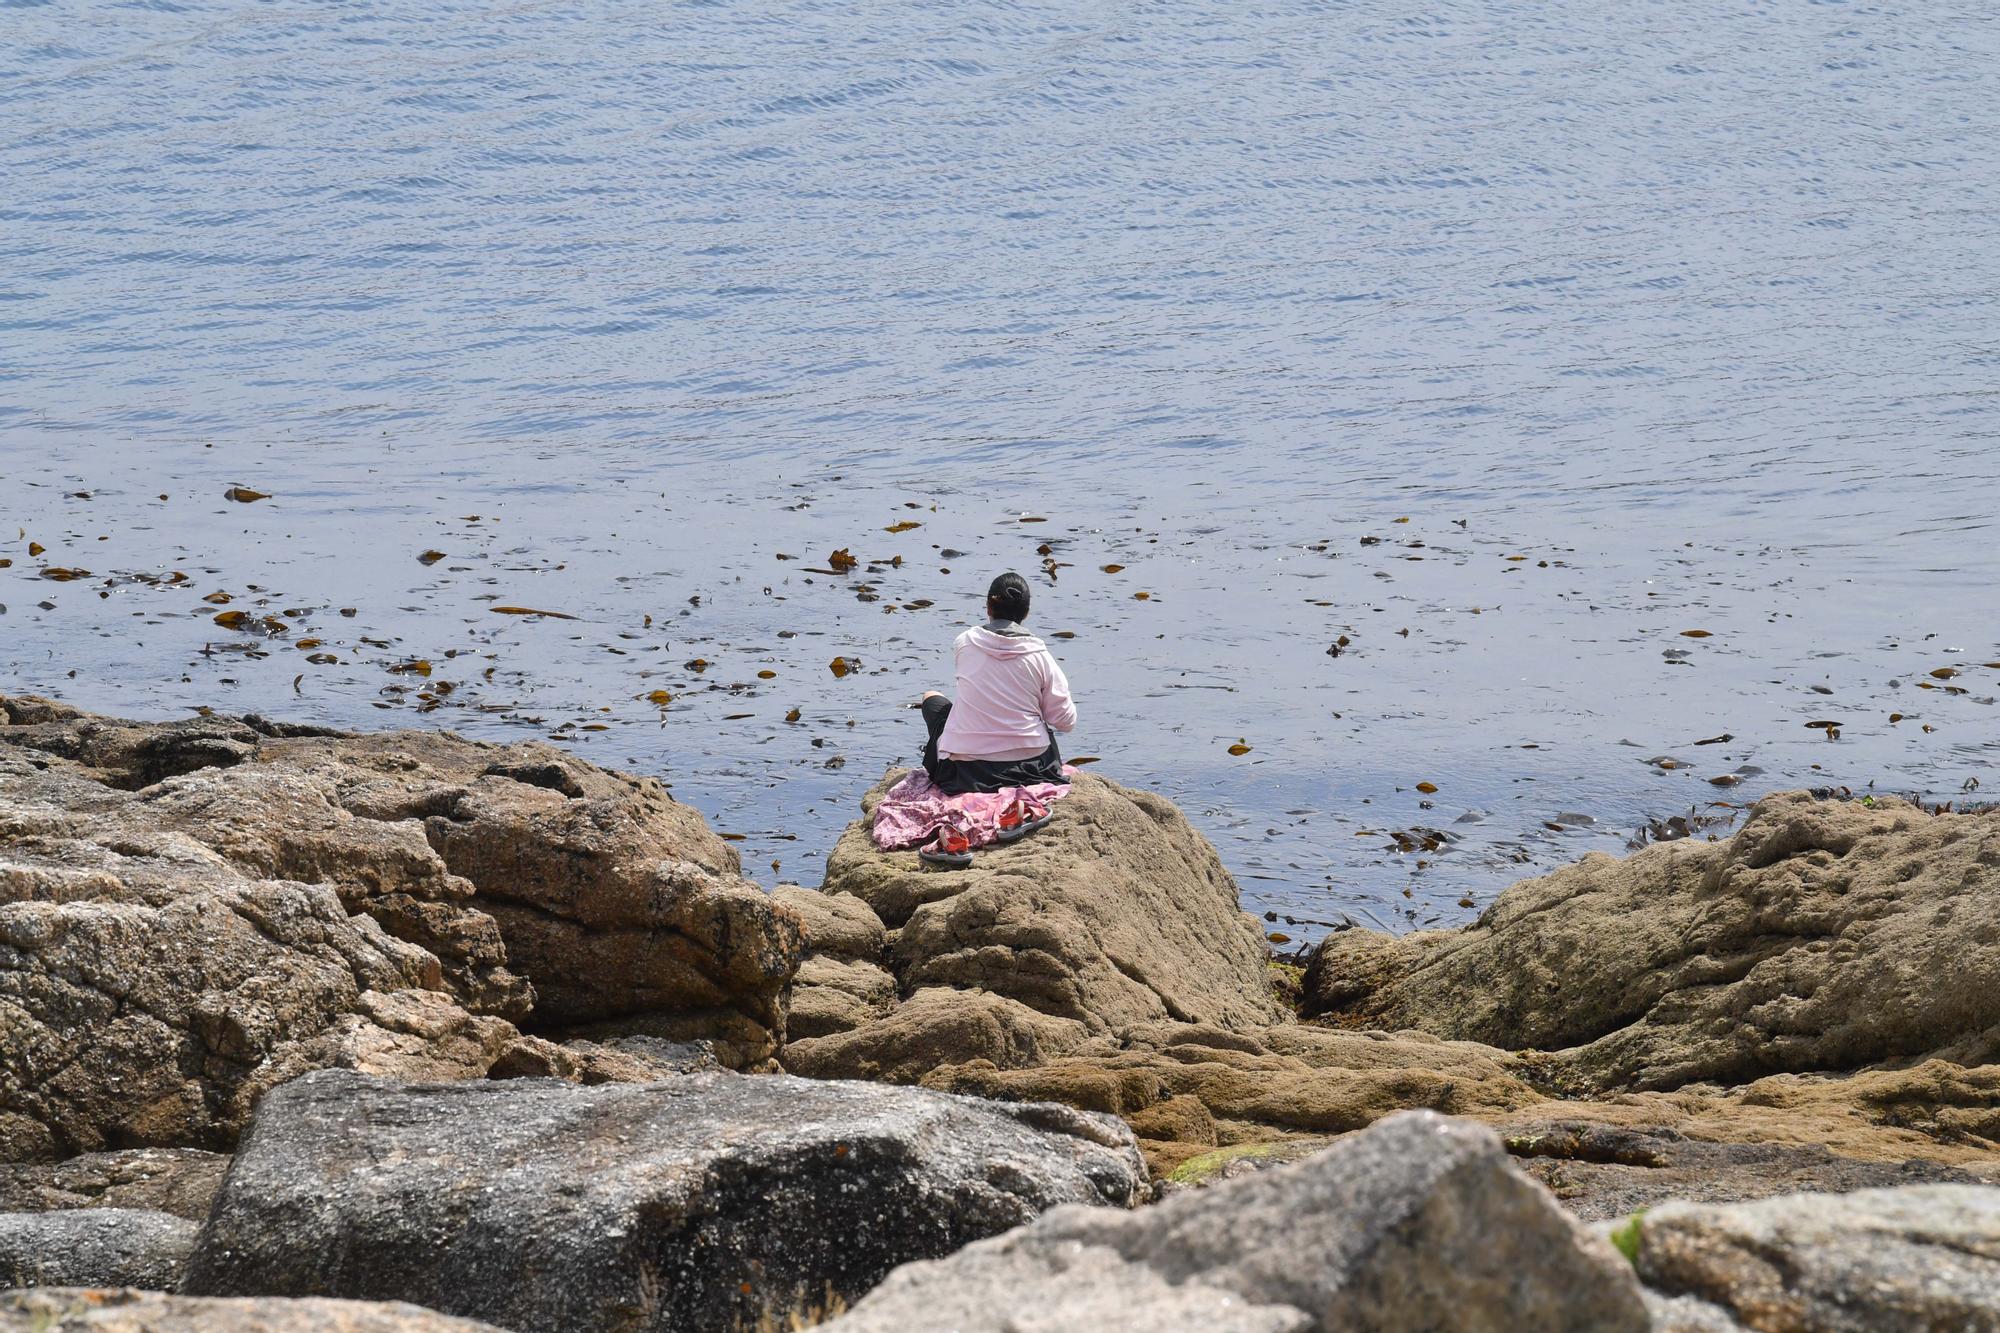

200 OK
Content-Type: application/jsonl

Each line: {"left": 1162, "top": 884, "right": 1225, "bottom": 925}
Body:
{"left": 987, "top": 571, "right": 1031, "bottom": 623}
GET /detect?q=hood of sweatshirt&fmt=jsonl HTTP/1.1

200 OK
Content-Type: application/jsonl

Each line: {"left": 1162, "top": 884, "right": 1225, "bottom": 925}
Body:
{"left": 961, "top": 624, "right": 1045, "bottom": 658}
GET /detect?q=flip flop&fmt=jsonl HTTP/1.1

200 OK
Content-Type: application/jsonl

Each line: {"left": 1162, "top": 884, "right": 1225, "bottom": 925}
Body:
{"left": 918, "top": 826, "right": 974, "bottom": 869}
{"left": 994, "top": 798, "right": 1053, "bottom": 844}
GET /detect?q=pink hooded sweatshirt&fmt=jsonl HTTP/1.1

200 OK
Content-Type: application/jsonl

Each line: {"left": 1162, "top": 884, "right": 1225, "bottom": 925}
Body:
{"left": 938, "top": 625, "right": 1077, "bottom": 760}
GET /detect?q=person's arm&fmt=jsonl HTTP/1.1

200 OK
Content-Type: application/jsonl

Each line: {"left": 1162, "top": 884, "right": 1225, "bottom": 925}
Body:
{"left": 1039, "top": 654, "right": 1077, "bottom": 733}
{"left": 948, "top": 630, "right": 971, "bottom": 688}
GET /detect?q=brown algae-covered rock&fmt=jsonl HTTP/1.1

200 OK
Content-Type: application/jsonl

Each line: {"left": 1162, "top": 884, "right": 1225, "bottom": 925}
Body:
{"left": 820, "top": 769, "right": 1282, "bottom": 1033}
{"left": 1304, "top": 792, "right": 2000, "bottom": 1093}
{"left": 0, "top": 695, "right": 806, "bottom": 1158}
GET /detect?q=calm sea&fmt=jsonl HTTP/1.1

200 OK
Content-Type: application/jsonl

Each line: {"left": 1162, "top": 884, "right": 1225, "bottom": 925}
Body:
{"left": 4, "top": 0, "right": 1996, "bottom": 937}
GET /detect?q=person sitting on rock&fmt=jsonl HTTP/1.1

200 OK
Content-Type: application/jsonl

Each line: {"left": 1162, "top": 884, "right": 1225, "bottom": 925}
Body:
{"left": 918, "top": 571, "right": 1076, "bottom": 796}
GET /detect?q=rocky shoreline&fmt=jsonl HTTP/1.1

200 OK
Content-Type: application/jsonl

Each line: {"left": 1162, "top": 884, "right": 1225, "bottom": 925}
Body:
{"left": 3, "top": 693, "right": 1996, "bottom": 1330}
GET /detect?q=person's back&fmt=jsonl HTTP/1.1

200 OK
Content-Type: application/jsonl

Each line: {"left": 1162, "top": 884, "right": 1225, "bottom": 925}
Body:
{"left": 916, "top": 572, "right": 1075, "bottom": 794}
{"left": 938, "top": 622, "right": 1075, "bottom": 761}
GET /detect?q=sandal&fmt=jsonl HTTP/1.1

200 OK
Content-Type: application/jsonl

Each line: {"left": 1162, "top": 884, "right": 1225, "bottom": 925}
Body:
{"left": 919, "top": 826, "right": 974, "bottom": 869}
{"left": 994, "top": 798, "right": 1053, "bottom": 844}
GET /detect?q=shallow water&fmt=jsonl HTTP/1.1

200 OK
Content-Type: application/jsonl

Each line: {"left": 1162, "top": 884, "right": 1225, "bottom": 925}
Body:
{"left": 3, "top": 0, "right": 1997, "bottom": 938}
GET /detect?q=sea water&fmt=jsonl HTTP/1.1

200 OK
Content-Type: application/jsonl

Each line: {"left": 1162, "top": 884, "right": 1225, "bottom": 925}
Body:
{"left": 3, "top": 0, "right": 1996, "bottom": 937}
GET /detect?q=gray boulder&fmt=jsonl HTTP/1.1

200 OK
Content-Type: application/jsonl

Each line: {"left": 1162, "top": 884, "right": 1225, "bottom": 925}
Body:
{"left": 1632, "top": 1183, "right": 2000, "bottom": 1331}
{"left": 0, "top": 1207, "right": 196, "bottom": 1290}
{"left": 0, "top": 1288, "right": 508, "bottom": 1332}
{"left": 183, "top": 1069, "right": 1145, "bottom": 1332}
{"left": 824, "top": 1110, "right": 1650, "bottom": 1333}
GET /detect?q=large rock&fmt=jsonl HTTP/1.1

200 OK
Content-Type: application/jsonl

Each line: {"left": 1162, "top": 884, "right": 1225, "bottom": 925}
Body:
{"left": 0, "top": 749, "right": 474, "bottom": 1157}
{"left": 0, "top": 1289, "right": 507, "bottom": 1332}
{"left": 794, "top": 780, "right": 2000, "bottom": 1184}
{"left": 182, "top": 1069, "right": 1145, "bottom": 1332}
{"left": 1632, "top": 1183, "right": 2000, "bottom": 1331}
{"left": 0, "top": 695, "right": 804, "bottom": 1158}
{"left": 782, "top": 772, "right": 1292, "bottom": 1154}
{"left": 10, "top": 696, "right": 803, "bottom": 1053}
{"left": 823, "top": 1110, "right": 1650, "bottom": 1332}
{"left": 0, "top": 1207, "right": 196, "bottom": 1289}
{"left": 0, "top": 1148, "right": 228, "bottom": 1221}
{"left": 791, "top": 774, "right": 1413, "bottom": 1172}
{"left": 1303, "top": 793, "right": 2000, "bottom": 1093}
{"left": 820, "top": 770, "right": 1282, "bottom": 1034}
{"left": 0, "top": 699, "right": 529, "bottom": 1019}
{"left": 789, "top": 782, "right": 2000, "bottom": 1191}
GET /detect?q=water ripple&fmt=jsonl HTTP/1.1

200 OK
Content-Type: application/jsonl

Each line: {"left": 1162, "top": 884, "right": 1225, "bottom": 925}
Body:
{"left": 3, "top": 0, "right": 1997, "bottom": 933}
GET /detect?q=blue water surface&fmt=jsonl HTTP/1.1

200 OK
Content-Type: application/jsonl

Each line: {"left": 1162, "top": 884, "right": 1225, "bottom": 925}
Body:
{"left": 3, "top": 0, "right": 1996, "bottom": 934}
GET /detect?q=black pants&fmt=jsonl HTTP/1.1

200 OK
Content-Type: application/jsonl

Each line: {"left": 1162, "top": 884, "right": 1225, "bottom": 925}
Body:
{"left": 920, "top": 696, "right": 1064, "bottom": 795}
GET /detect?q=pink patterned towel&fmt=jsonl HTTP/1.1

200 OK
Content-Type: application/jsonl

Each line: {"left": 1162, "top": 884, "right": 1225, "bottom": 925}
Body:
{"left": 870, "top": 769, "right": 1075, "bottom": 852}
